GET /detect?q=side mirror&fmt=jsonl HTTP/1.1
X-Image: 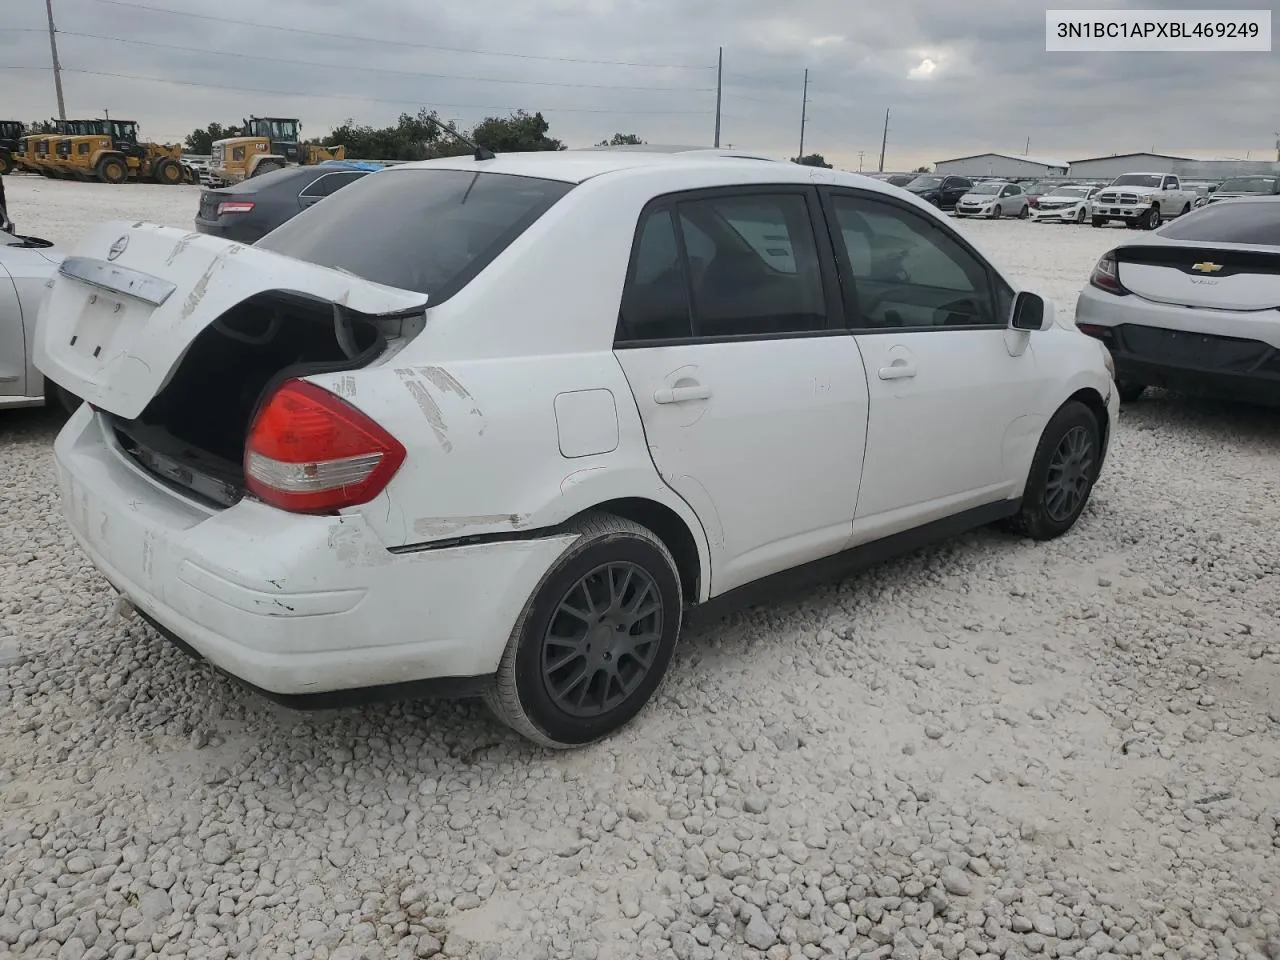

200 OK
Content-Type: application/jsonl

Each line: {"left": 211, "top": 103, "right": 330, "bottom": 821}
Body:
{"left": 1011, "top": 291, "right": 1052, "bottom": 331}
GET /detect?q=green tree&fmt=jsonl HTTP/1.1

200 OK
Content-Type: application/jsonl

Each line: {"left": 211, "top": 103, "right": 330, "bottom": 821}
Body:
{"left": 25, "top": 119, "right": 60, "bottom": 134}
{"left": 792, "top": 153, "right": 832, "bottom": 168}
{"left": 597, "top": 133, "right": 644, "bottom": 146}
{"left": 471, "top": 111, "right": 565, "bottom": 152}
{"left": 914, "top": 165, "right": 931, "bottom": 173}
{"left": 184, "top": 122, "right": 241, "bottom": 154}
{"left": 324, "top": 109, "right": 452, "bottom": 160}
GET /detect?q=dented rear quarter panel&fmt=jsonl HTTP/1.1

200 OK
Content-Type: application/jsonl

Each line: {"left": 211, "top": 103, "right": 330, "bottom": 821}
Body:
{"left": 307, "top": 354, "right": 714, "bottom": 600}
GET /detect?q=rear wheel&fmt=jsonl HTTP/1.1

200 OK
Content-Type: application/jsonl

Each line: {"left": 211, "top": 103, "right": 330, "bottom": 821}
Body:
{"left": 45, "top": 380, "right": 82, "bottom": 416}
{"left": 0, "top": 152, "right": 13, "bottom": 176}
{"left": 485, "top": 513, "right": 683, "bottom": 748}
{"left": 1007, "top": 401, "right": 1102, "bottom": 541}
{"left": 97, "top": 156, "right": 127, "bottom": 184}
{"left": 1018, "top": 203, "right": 1029, "bottom": 219}
{"left": 154, "top": 158, "right": 182, "bottom": 185}
{"left": 1180, "top": 203, "right": 1191, "bottom": 216}
{"left": 1117, "top": 382, "right": 1146, "bottom": 403}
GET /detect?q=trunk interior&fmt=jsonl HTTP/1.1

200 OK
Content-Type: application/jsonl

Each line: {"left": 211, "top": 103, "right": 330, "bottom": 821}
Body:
{"left": 108, "top": 291, "right": 386, "bottom": 508}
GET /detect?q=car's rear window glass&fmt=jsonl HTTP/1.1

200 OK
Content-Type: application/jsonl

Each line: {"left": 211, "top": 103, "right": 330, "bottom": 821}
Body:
{"left": 256, "top": 169, "right": 574, "bottom": 300}
{"left": 1158, "top": 201, "right": 1280, "bottom": 245}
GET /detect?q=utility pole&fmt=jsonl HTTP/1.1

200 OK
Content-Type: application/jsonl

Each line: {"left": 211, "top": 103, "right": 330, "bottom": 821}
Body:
{"left": 797, "top": 69, "right": 809, "bottom": 160}
{"left": 1025, "top": 137, "right": 1030, "bottom": 155}
{"left": 878, "top": 107, "right": 889, "bottom": 172}
{"left": 857, "top": 150, "right": 865, "bottom": 171}
{"left": 45, "top": 0, "right": 66, "bottom": 120}
{"left": 713, "top": 47, "right": 723, "bottom": 148}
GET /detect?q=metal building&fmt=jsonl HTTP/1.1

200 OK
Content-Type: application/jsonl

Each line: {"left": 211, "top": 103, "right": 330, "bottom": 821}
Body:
{"left": 1068, "top": 153, "right": 1191, "bottom": 179}
{"left": 1070, "top": 152, "right": 1280, "bottom": 181}
{"left": 932, "top": 153, "right": 1069, "bottom": 178}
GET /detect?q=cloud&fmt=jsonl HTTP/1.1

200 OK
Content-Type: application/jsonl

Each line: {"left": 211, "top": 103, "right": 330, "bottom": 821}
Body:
{"left": 2, "top": 0, "right": 1273, "bottom": 171}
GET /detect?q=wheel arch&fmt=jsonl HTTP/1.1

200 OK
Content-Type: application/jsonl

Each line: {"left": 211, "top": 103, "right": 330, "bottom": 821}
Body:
{"left": 1064, "top": 385, "right": 1110, "bottom": 465}
{"left": 565, "top": 496, "right": 708, "bottom": 606}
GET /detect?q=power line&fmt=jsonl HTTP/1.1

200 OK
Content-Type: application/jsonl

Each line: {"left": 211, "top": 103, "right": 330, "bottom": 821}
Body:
{"left": 78, "top": 0, "right": 716, "bottom": 70}
{"left": 3, "top": 28, "right": 715, "bottom": 92}
{"left": 0, "top": 64, "right": 714, "bottom": 115}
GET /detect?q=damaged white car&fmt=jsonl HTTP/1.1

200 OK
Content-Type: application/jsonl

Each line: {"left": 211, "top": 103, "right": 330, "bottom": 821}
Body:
{"left": 37, "top": 154, "right": 1117, "bottom": 747}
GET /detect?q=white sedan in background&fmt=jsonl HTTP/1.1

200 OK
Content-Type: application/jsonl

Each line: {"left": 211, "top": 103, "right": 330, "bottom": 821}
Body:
{"left": 36, "top": 155, "right": 1117, "bottom": 747}
{"left": 1076, "top": 195, "right": 1280, "bottom": 405}
{"left": 1030, "top": 185, "right": 1102, "bottom": 224}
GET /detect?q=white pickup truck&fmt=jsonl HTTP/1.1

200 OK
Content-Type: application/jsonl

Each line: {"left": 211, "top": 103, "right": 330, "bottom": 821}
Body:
{"left": 1090, "top": 172, "right": 1200, "bottom": 230}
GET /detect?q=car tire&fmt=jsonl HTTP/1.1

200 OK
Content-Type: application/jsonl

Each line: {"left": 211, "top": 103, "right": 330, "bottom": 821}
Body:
{"left": 153, "top": 158, "right": 183, "bottom": 185}
{"left": 1117, "top": 381, "right": 1146, "bottom": 404}
{"left": 485, "top": 512, "right": 683, "bottom": 748}
{"left": 97, "top": 156, "right": 127, "bottom": 184}
{"left": 1006, "top": 401, "right": 1102, "bottom": 542}
{"left": 1091, "top": 217, "right": 1104, "bottom": 228}
{"left": 1076, "top": 207, "right": 1087, "bottom": 223}
{"left": 1141, "top": 206, "right": 1161, "bottom": 230}
{"left": 0, "top": 153, "right": 13, "bottom": 176}
{"left": 1018, "top": 203, "right": 1029, "bottom": 219}
{"left": 989, "top": 204, "right": 1001, "bottom": 219}
{"left": 1180, "top": 203, "right": 1191, "bottom": 216}
{"left": 45, "top": 379, "right": 82, "bottom": 416}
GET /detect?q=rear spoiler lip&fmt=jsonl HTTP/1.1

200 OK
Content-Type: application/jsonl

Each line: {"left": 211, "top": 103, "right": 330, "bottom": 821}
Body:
{"left": 57, "top": 256, "right": 178, "bottom": 307}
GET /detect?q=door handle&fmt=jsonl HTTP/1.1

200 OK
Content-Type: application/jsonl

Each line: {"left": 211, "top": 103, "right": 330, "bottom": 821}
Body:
{"left": 654, "top": 384, "right": 712, "bottom": 404}
{"left": 878, "top": 359, "right": 917, "bottom": 380}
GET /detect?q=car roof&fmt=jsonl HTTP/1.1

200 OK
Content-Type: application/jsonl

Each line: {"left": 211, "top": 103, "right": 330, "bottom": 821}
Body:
{"left": 387, "top": 151, "right": 897, "bottom": 192}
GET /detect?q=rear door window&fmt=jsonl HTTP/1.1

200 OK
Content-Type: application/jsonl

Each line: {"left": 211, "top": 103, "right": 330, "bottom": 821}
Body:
{"left": 256, "top": 169, "right": 574, "bottom": 301}
{"left": 300, "top": 171, "right": 366, "bottom": 198}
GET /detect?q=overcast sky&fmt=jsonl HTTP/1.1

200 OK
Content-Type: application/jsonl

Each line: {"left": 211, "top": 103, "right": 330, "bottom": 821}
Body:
{"left": 3, "top": 0, "right": 1276, "bottom": 170}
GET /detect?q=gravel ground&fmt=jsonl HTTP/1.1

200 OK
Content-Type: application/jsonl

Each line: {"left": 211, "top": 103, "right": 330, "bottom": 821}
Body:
{"left": 2, "top": 176, "right": 1278, "bottom": 960}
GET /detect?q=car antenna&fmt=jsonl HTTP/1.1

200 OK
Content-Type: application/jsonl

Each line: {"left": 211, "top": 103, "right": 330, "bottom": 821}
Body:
{"left": 422, "top": 114, "right": 494, "bottom": 161}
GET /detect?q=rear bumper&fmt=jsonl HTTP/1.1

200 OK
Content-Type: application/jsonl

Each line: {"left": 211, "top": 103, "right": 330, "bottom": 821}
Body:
{"left": 1075, "top": 286, "right": 1280, "bottom": 406}
{"left": 192, "top": 217, "right": 261, "bottom": 244}
{"left": 54, "top": 408, "right": 577, "bottom": 700}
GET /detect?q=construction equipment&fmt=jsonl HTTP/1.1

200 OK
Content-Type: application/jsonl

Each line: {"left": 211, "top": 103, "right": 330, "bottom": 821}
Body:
{"left": 0, "top": 122, "right": 22, "bottom": 176}
{"left": 19, "top": 125, "right": 69, "bottom": 177}
{"left": 55, "top": 119, "right": 196, "bottom": 185}
{"left": 210, "top": 117, "right": 345, "bottom": 183}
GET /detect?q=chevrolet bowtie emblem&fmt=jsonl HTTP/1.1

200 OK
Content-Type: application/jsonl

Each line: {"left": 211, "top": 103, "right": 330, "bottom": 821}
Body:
{"left": 1191, "top": 261, "right": 1222, "bottom": 273}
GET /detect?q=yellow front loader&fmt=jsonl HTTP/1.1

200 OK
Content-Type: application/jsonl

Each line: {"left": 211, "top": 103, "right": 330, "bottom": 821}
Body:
{"left": 210, "top": 116, "right": 344, "bottom": 184}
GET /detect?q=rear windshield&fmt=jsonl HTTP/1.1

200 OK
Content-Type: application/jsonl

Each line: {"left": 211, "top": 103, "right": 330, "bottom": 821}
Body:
{"left": 256, "top": 168, "right": 574, "bottom": 300}
{"left": 1157, "top": 200, "right": 1280, "bottom": 245}
{"left": 1218, "top": 177, "right": 1277, "bottom": 193}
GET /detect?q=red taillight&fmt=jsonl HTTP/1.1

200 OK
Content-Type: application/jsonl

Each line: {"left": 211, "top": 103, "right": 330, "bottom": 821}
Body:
{"left": 1029, "top": 198, "right": 1039, "bottom": 207}
{"left": 1089, "top": 251, "right": 1127, "bottom": 295}
{"left": 244, "top": 379, "right": 405, "bottom": 514}
{"left": 216, "top": 200, "right": 255, "bottom": 215}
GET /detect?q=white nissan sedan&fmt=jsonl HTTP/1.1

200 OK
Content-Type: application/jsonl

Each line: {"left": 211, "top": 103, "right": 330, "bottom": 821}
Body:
{"left": 36, "top": 152, "right": 1117, "bottom": 747}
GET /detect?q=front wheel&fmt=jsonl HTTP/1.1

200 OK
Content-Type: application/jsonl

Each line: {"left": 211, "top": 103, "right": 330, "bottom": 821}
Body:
{"left": 0, "top": 153, "right": 13, "bottom": 176}
{"left": 1141, "top": 206, "right": 1161, "bottom": 230}
{"left": 1006, "top": 401, "right": 1101, "bottom": 541}
{"left": 1076, "top": 207, "right": 1087, "bottom": 223}
{"left": 1091, "top": 217, "right": 1105, "bottom": 227}
{"left": 154, "top": 158, "right": 182, "bottom": 185}
{"left": 485, "top": 514, "right": 683, "bottom": 748}
{"left": 989, "top": 204, "right": 1002, "bottom": 219}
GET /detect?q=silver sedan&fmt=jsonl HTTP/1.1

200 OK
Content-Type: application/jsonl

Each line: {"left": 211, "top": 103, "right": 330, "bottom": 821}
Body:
{"left": 1074, "top": 196, "right": 1280, "bottom": 406}
{"left": 1, "top": 218, "right": 77, "bottom": 411}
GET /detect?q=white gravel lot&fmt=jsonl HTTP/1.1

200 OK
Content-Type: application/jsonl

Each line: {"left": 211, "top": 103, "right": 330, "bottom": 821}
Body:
{"left": 2, "top": 175, "right": 1278, "bottom": 960}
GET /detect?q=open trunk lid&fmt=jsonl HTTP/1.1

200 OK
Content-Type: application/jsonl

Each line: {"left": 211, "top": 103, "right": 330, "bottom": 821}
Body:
{"left": 34, "top": 220, "right": 428, "bottom": 420}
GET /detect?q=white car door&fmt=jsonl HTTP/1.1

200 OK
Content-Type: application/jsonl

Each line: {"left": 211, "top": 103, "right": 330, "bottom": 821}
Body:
{"left": 0, "top": 260, "right": 26, "bottom": 398}
{"left": 822, "top": 187, "right": 1046, "bottom": 543}
{"left": 613, "top": 187, "right": 870, "bottom": 596}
